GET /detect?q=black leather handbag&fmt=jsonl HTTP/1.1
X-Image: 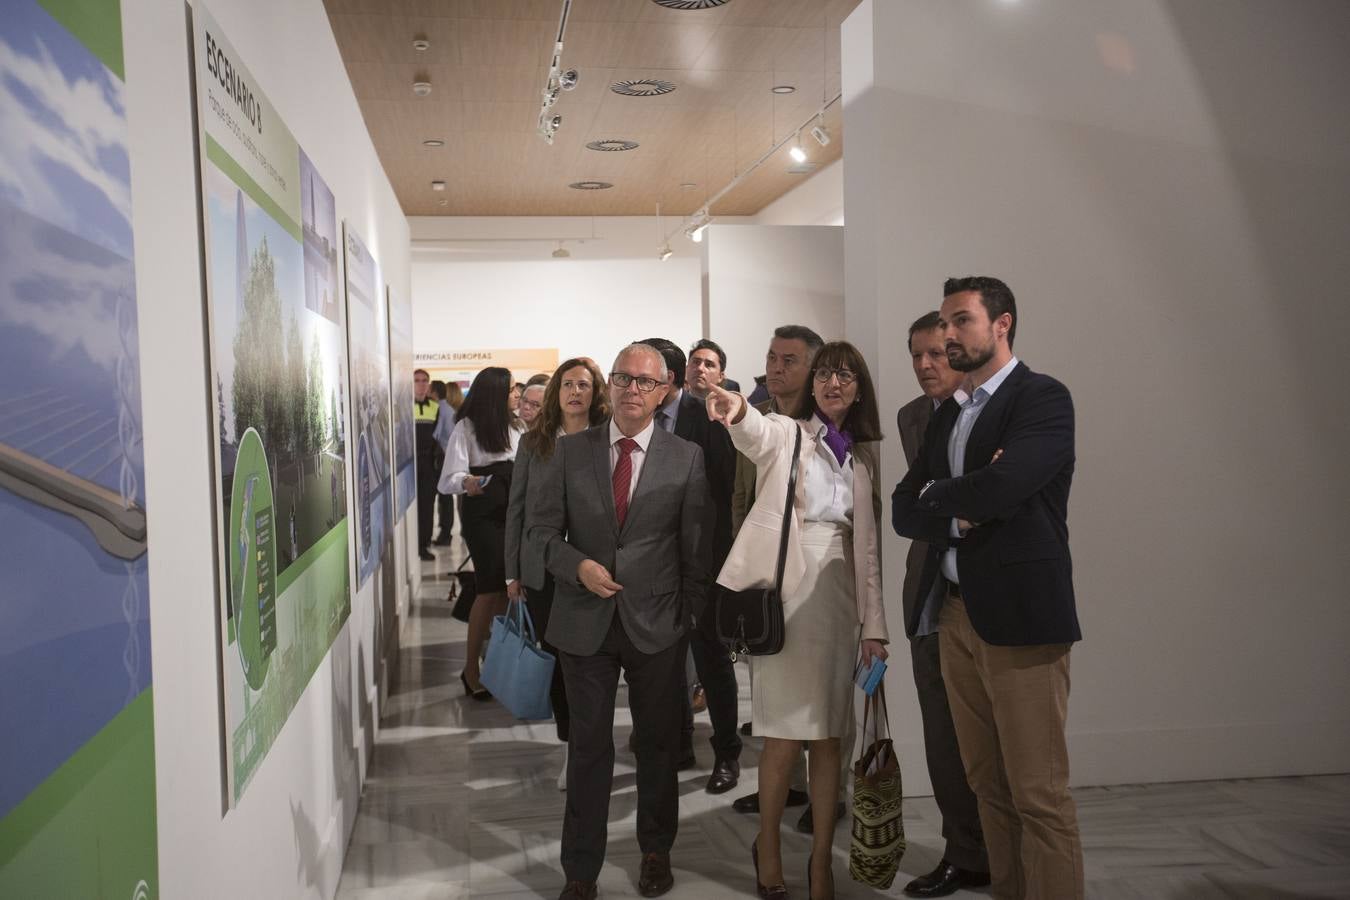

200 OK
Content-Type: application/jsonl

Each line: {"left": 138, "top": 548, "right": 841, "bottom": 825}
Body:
{"left": 715, "top": 425, "right": 801, "bottom": 661}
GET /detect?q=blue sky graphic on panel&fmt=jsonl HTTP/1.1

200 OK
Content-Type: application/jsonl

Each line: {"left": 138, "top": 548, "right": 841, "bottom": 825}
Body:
{"left": 0, "top": 1, "right": 150, "bottom": 818}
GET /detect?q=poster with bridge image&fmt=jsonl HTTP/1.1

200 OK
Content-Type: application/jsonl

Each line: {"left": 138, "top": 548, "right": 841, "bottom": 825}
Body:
{"left": 387, "top": 285, "right": 416, "bottom": 522}
{"left": 191, "top": 2, "right": 351, "bottom": 805}
{"left": 0, "top": 1, "right": 157, "bottom": 897}
{"left": 343, "top": 225, "right": 394, "bottom": 586}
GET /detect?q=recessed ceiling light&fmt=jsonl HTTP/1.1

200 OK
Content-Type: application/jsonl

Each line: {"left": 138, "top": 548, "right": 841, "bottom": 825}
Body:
{"left": 771, "top": 85, "right": 796, "bottom": 94}
{"left": 422, "top": 139, "right": 445, "bottom": 147}
{"left": 569, "top": 181, "right": 614, "bottom": 190}
{"left": 586, "top": 139, "right": 640, "bottom": 152}
{"left": 437, "top": 199, "right": 448, "bottom": 206}
{"left": 431, "top": 180, "right": 446, "bottom": 191}
{"left": 611, "top": 79, "right": 677, "bottom": 97}
{"left": 412, "top": 38, "right": 430, "bottom": 51}
{"left": 412, "top": 80, "right": 432, "bottom": 96}
{"left": 651, "top": 0, "right": 731, "bottom": 9}
{"left": 680, "top": 182, "right": 698, "bottom": 190}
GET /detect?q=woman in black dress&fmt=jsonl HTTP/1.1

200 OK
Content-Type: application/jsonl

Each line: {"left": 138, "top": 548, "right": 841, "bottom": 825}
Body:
{"left": 438, "top": 366, "right": 522, "bottom": 699}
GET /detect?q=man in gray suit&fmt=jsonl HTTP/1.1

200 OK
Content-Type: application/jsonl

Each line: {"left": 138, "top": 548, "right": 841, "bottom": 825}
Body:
{"left": 531, "top": 343, "right": 712, "bottom": 900}
{"left": 896, "top": 312, "right": 991, "bottom": 897}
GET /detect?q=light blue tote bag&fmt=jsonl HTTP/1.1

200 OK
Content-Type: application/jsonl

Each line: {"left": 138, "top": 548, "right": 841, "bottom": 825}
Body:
{"left": 480, "top": 600, "right": 555, "bottom": 720}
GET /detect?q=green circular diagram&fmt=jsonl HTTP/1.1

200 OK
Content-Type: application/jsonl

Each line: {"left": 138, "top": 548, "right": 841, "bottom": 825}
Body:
{"left": 229, "top": 427, "right": 277, "bottom": 690}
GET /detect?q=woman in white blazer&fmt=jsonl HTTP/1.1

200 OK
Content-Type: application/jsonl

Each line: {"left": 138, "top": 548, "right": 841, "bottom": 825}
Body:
{"left": 708, "top": 340, "right": 888, "bottom": 900}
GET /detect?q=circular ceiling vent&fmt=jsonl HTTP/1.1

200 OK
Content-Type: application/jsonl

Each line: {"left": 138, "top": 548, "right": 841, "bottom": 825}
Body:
{"left": 651, "top": 0, "right": 731, "bottom": 9}
{"left": 568, "top": 181, "right": 614, "bottom": 190}
{"left": 586, "top": 139, "right": 640, "bottom": 152}
{"left": 611, "top": 79, "right": 677, "bottom": 97}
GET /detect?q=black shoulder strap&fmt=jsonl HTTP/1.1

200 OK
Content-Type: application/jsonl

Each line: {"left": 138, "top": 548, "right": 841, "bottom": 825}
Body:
{"left": 773, "top": 425, "right": 802, "bottom": 592}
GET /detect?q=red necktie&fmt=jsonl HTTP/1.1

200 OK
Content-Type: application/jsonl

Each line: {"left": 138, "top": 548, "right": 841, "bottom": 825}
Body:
{"left": 612, "top": 437, "right": 639, "bottom": 527}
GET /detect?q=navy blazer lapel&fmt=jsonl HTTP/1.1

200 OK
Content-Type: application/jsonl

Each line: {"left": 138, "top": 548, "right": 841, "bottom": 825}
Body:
{"left": 589, "top": 425, "right": 620, "bottom": 536}
{"left": 621, "top": 426, "right": 667, "bottom": 536}
{"left": 963, "top": 361, "right": 1027, "bottom": 473}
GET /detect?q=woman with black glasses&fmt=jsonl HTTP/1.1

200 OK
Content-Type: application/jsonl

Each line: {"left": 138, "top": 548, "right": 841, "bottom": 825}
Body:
{"left": 439, "top": 366, "right": 523, "bottom": 700}
{"left": 708, "top": 341, "right": 889, "bottom": 900}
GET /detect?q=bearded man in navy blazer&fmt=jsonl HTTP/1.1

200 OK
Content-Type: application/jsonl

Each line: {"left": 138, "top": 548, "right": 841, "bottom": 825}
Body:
{"left": 893, "top": 277, "right": 1084, "bottom": 900}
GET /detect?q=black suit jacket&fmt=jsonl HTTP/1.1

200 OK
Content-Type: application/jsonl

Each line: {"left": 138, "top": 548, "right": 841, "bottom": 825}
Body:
{"left": 896, "top": 394, "right": 934, "bottom": 638}
{"left": 892, "top": 362, "right": 1081, "bottom": 646}
{"left": 671, "top": 391, "right": 736, "bottom": 569}
{"left": 530, "top": 423, "right": 713, "bottom": 656}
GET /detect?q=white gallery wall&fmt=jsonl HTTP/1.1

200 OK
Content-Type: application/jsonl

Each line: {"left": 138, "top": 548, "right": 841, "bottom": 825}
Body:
{"left": 411, "top": 216, "right": 707, "bottom": 374}
{"left": 703, "top": 224, "right": 846, "bottom": 385}
{"left": 843, "top": 0, "right": 1350, "bottom": 791}
{"left": 125, "top": 0, "right": 411, "bottom": 896}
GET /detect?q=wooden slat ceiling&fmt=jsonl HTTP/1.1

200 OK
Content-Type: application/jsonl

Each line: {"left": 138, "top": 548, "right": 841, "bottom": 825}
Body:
{"left": 323, "top": 0, "right": 860, "bottom": 217}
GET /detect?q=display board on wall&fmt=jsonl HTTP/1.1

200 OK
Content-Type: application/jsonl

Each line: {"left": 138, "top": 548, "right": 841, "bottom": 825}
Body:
{"left": 0, "top": 1, "right": 157, "bottom": 896}
{"left": 191, "top": 2, "right": 351, "bottom": 805}
{"left": 414, "top": 348, "right": 559, "bottom": 388}
{"left": 387, "top": 286, "right": 415, "bottom": 522}
{"left": 343, "top": 226, "right": 394, "bottom": 588}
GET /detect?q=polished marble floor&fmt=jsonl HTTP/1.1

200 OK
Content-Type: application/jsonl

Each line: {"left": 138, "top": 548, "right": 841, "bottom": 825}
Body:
{"left": 336, "top": 549, "right": 1350, "bottom": 899}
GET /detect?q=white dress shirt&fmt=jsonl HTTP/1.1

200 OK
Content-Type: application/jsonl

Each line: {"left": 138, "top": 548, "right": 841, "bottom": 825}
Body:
{"left": 801, "top": 420, "right": 854, "bottom": 527}
{"left": 438, "top": 418, "right": 522, "bottom": 494}
{"left": 608, "top": 418, "right": 656, "bottom": 504}
{"left": 940, "top": 355, "right": 1019, "bottom": 584}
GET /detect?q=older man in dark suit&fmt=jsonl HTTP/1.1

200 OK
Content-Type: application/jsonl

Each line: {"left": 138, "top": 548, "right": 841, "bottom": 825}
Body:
{"left": 894, "top": 278, "right": 1084, "bottom": 900}
{"left": 531, "top": 343, "right": 713, "bottom": 900}
{"left": 896, "top": 311, "right": 990, "bottom": 897}
{"left": 641, "top": 337, "right": 742, "bottom": 793}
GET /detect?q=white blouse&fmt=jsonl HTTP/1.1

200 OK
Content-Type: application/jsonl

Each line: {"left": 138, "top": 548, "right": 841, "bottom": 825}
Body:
{"left": 438, "top": 418, "right": 522, "bottom": 494}
{"left": 801, "top": 420, "right": 854, "bottom": 527}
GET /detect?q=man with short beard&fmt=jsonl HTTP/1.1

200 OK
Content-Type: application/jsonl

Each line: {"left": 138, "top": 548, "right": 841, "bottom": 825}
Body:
{"left": 895, "top": 311, "right": 990, "bottom": 897}
{"left": 893, "top": 277, "right": 1084, "bottom": 900}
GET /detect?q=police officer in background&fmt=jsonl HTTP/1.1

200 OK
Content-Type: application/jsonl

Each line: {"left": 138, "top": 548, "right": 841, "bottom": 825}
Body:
{"left": 413, "top": 368, "right": 440, "bottom": 561}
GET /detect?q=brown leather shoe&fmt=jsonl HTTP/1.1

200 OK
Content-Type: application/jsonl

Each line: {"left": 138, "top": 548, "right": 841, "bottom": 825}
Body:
{"left": 637, "top": 852, "right": 674, "bottom": 897}
{"left": 558, "top": 880, "right": 597, "bottom": 900}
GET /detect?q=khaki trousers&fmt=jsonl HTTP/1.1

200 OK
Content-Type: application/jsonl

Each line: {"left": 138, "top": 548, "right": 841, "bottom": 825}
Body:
{"left": 938, "top": 595, "right": 1084, "bottom": 900}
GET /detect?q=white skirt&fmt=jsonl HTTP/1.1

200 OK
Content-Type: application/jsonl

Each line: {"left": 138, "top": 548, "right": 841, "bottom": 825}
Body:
{"left": 750, "top": 521, "right": 860, "bottom": 741}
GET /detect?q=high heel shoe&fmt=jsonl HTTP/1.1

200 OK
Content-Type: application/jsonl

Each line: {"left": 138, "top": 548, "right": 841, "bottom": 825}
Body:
{"left": 751, "top": 838, "right": 788, "bottom": 899}
{"left": 460, "top": 671, "right": 491, "bottom": 701}
{"left": 806, "top": 853, "right": 833, "bottom": 900}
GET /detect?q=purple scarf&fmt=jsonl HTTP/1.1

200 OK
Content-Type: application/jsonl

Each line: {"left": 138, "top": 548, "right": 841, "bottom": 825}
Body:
{"left": 816, "top": 411, "right": 853, "bottom": 466}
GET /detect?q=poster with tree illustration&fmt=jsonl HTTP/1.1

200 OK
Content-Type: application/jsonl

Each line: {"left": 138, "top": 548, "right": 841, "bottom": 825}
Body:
{"left": 191, "top": 3, "right": 350, "bottom": 804}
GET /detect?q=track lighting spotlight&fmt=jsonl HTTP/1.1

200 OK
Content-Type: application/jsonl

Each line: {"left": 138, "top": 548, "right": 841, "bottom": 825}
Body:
{"left": 810, "top": 122, "right": 831, "bottom": 147}
{"left": 412, "top": 80, "right": 432, "bottom": 97}
{"left": 658, "top": 245, "right": 674, "bottom": 261}
{"left": 685, "top": 209, "right": 712, "bottom": 243}
{"left": 560, "top": 69, "right": 579, "bottom": 90}
{"left": 789, "top": 132, "right": 807, "bottom": 164}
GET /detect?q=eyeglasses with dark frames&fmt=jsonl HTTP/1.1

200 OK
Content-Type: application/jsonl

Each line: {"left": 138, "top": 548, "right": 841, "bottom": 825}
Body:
{"left": 813, "top": 367, "right": 857, "bottom": 386}
{"left": 610, "top": 372, "right": 663, "bottom": 393}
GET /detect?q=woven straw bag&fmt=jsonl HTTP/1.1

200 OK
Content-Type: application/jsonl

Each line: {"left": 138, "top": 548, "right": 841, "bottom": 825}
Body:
{"left": 848, "top": 681, "right": 906, "bottom": 888}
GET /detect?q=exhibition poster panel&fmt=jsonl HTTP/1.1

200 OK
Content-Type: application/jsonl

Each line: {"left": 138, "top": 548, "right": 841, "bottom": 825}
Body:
{"left": 192, "top": 3, "right": 351, "bottom": 804}
{"left": 343, "top": 225, "right": 394, "bottom": 588}
{"left": 387, "top": 285, "right": 416, "bottom": 522}
{"left": 0, "top": 1, "right": 157, "bottom": 896}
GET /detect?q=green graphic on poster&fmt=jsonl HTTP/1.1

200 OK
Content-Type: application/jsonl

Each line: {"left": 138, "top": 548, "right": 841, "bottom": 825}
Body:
{"left": 228, "top": 427, "right": 277, "bottom": 690}
{"left": 192, "top": 2, "right": 351, "bottom": 803}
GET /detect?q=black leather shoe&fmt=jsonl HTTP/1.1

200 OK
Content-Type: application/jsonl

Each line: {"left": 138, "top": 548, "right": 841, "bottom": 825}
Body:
{"left": 795, "top": 800, "right": 846, "bottom": 834}
{"left": 418, "top": 548, "right": 435, "bottom": 561}
{"left": 902, "top": 859, "right": 991, "bottom": 897}
{"left": 637, "top": 852, "right": 674, "bottom": 897}
{"left": 558, "top": 880, "right": 597, "bottom": 900}
{"left": 433, "top": 534, "right": 452, "bottom": 546}
{"left": 705, "top": 758, "right": 740, "bottom": 794}
{"left": 740, "top": 720, "right": 753, "bottom": 736}
{"left": 732, "top": 788, "right": 809, "bottom": 814}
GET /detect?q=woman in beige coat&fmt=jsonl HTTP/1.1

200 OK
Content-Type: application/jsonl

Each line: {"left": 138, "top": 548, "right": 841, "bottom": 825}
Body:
{"left": 708, "top": 341, "right": 888, "bottom": 900}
